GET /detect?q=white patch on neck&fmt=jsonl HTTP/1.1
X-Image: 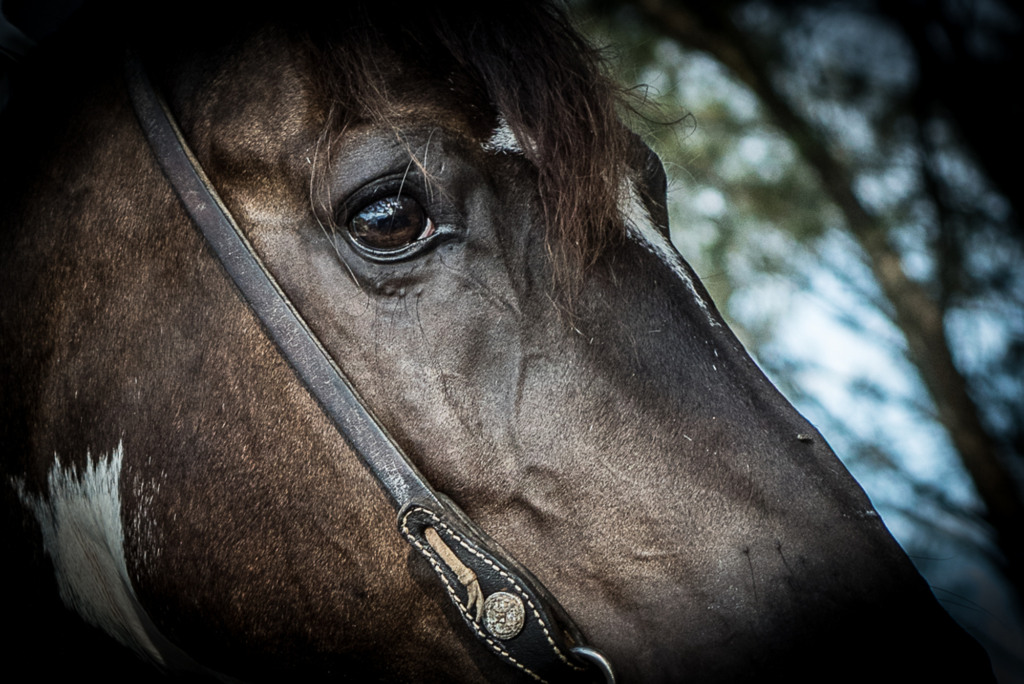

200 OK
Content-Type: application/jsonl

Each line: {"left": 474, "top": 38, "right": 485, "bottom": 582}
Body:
{"left": 13, "top": 443, "right": 244, "bottom": 681}
{"left": 482, "top": 116, "right": 525, "bottom": 155}
{"left": 622, "top": 180, "right": 719, "bottom": 327}
{"left": 13, "top": 443, "right": 165, "bottom": 665}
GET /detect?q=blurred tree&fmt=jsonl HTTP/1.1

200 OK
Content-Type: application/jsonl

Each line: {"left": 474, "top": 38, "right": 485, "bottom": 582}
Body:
{"left": 574, "top": 0, "right": 1024, "bottom": 678}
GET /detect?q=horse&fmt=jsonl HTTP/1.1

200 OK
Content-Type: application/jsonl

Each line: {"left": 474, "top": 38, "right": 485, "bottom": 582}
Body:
{"left": 0, "top": 1, "right": 995, "bottom": 681}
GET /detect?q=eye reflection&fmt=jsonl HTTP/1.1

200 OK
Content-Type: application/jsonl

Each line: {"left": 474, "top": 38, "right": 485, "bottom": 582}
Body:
{"left": 348, "top": 195, "right": 434, "bottom": 251}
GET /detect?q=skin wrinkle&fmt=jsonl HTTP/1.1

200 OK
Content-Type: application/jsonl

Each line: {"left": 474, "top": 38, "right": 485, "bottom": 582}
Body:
{"left": 436, "top": 256, "right": 523, "bottom": 320}
{"left": 413, "top": 292, "right": 486, "bottom": 448}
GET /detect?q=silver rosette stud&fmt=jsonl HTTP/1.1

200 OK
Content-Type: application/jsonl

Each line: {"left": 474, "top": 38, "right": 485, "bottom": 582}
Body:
{"left": 482, "top": 591, "right": 525, "bottom": 639}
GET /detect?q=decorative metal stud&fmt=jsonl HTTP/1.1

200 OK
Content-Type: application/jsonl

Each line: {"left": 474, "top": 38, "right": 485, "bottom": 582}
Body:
{"left": 483, "top": 591, "right": 525, "bottom": 639}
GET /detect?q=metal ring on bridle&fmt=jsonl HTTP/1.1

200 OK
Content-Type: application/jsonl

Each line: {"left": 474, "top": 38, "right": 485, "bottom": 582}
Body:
{"left": 572, "top": 646, "right": 617, "bottom": 683}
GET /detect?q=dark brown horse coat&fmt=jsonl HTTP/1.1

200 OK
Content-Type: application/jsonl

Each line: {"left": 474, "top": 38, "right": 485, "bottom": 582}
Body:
{"left": 0, "top": 2, "right": 994, "bottom": 681}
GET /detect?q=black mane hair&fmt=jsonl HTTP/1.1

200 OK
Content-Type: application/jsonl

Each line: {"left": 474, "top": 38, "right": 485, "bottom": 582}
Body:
{"left": 310, "top": 1, "right": 635, "bottom": 290}
{"left": 4, "top": 0, "right": 637, "bottom": 290}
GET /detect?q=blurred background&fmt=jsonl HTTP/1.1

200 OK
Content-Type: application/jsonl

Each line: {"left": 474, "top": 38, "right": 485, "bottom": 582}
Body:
{"left": 3, "top": 0, "right": 1022, "bottom": 680}
{"left": 572, "top": 0, "right": 1024, "bottom": 681}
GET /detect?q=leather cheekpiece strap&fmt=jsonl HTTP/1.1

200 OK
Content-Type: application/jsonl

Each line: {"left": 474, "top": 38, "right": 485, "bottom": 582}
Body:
{"left": 401, "top": 498, "right": 595, "bottom": 683}
{"left": 124, "top": 52, "right": 613, "bottom": 684}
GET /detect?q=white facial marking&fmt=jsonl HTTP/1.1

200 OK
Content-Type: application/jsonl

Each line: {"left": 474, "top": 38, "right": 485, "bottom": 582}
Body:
{"left": 482, "top": 116, "right": 524, "bottom": 155}
{"left": 622, "top": 179, "right": 720, "bottom": 328}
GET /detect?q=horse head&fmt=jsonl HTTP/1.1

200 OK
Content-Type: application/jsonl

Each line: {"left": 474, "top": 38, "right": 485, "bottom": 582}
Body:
{"left": 0, "top": 2, "right": 993, "bottom": 681}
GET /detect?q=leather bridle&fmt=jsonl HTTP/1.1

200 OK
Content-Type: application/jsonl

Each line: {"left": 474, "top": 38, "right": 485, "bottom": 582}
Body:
{"left": 125, "top": 53, "right": 615, "bottom": 683}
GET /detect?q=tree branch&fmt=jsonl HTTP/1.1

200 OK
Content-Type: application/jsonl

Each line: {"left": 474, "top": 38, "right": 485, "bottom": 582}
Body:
{"left": 621, "top": 0, "right": 1024, "bottom": 604}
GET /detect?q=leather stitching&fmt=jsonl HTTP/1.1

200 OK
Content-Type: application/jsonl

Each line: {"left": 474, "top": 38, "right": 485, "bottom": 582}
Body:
{"left": 401, "top": 505, "right": 585, "bottom": 680}
{"left": 400, "top": 507, "right": 545, "bottom": 682}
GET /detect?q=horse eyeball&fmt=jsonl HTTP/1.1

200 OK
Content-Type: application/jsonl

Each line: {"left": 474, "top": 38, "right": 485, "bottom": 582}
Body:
{"left": 348, "top": 196, "right": 435, "bottom": 251}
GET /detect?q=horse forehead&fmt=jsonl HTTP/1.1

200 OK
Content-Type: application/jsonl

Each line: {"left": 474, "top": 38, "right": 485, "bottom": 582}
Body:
{"left": 344, "top": 101, "right": 496, "bottom": 156}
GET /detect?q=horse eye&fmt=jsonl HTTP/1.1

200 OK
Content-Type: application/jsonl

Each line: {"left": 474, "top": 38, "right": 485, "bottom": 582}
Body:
{"left": 347, "top": 195, "right": 435, "bottom": 251}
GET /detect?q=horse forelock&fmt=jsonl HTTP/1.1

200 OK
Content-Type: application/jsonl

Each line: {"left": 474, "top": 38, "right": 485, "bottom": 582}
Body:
{"left": 92, "top": 0, "right": 635, "bottom": 297}
{"left": 307, "top": 0, "right": 636, "bottom": 295}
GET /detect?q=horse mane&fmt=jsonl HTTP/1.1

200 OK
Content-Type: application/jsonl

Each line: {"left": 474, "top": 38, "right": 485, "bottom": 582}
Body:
{"left": 311, "top": 1, "right": 635, "bottom": 292}
{"left": 5, "top": 0, "right": 636, "bottom": 292}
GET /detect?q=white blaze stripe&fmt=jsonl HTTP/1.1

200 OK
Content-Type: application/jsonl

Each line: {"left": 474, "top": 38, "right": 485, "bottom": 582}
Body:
{"left": 482, "top": 115, "right": 542, "bottom": 156}
{"left": 482, "top": 117, "right": 523, "bottom": 154}
{"left": 622, "top": 180, "right": 719, "bottom": 327}
{"left": 482, "top": 126, "right": 716, "bottom": 327}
